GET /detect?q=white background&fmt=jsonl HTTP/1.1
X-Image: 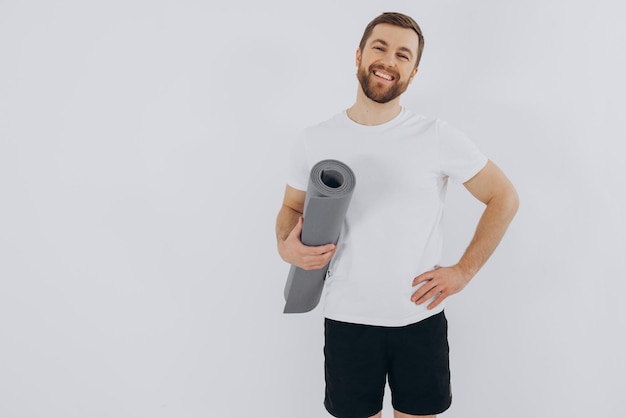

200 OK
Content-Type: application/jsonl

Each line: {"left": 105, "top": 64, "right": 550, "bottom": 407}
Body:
{"left": 1, "top": 0, "right": 624, "bottom": 417}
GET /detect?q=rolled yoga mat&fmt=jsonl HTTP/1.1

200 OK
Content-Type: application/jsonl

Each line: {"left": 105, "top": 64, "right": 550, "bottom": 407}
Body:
{"left": 283, "top": 159, "right": 356, "bottom": 313}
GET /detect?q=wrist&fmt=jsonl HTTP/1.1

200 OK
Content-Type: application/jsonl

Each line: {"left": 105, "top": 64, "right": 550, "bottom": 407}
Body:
{"left": 454, "top": 260, "right": 477, "bottom": 283}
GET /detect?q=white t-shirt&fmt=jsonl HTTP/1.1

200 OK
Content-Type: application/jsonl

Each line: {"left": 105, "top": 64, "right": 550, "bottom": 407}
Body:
{"left": 286, "top": 107, "right": 488, "bottom": 326}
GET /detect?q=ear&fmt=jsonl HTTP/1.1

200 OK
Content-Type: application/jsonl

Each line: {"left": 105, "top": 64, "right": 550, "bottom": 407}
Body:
{"left": 355, "top": 48, "right": 362, "bottom": 67}
{"left": 408, "top": 66, "right": 419, "bottom": 84}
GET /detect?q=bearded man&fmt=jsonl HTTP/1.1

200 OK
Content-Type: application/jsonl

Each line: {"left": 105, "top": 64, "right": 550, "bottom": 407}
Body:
{"left": 276, "top": 12, "right": 519, "bottom": 418}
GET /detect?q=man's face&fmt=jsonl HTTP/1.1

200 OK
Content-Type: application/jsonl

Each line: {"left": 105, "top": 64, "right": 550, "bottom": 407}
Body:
{"left": 356, "top": 23, "right": 420, "bottom": 104}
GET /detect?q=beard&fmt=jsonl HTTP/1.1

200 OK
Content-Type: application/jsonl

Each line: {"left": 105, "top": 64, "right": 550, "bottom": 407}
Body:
{"left": 357, "top": 63, "right": 410, "bottom": 104}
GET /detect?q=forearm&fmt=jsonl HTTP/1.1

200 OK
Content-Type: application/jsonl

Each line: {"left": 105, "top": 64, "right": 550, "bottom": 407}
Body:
{"left": 411, "top": 162, "right": 519, "bottom": 309}
{"left": 456, "top": 192, "right": 519, "bottom": 280}
{"left": 276, "top": 205, "right": 302, "bottom": 243}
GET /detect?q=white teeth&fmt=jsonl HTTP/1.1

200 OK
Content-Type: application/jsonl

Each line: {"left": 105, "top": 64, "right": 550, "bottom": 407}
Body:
{"left": 374, "top": 70, "right": 393, "bottom": 80}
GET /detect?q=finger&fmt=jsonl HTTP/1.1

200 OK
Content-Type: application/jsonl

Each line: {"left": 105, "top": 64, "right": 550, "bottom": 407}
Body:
{"left": 314, "top": 243, "right": 336, "bottom": 254}
{"left": 310, "top": 247, "right": 336, "bottom": 265}
{"left": 300, "top": 241, "right": 336, "bottom": 256}
{"left": 410, "top": 287, "right": 428, "bottom": 303}
{"left": 412, "top": 271, "right": 434, "bottom": 286}
{"left": 302, "top": 244, "right": 335, "bottom": 259}
{"left": 301, "top": 252, "right": 335, "bottom": 270}
{"left": 427, "top": 291, "right": 447, "bottom": 310}
{"left": 412, "top": 265, "right": 445, "bottom": 286}
{"left": 411, "top": 281, "right": 439, "bottom": 304}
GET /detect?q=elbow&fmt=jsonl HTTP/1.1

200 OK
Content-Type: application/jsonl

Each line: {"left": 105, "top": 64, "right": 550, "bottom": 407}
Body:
{"left": 506, "top": 186, "right": 520, "bottom": 219}
{"left": 488, "top": 185, "right": 519, "bottom": 220}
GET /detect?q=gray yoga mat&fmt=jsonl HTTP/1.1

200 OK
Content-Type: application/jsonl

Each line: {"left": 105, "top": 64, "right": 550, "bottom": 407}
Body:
{"left": 283, "top": 159, "right": 356, "bottom": 313}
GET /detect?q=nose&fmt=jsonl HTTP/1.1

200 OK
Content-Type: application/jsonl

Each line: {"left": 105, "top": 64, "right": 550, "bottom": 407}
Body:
{"left": 380, "top": 50, "right": 397, "bottom": 68}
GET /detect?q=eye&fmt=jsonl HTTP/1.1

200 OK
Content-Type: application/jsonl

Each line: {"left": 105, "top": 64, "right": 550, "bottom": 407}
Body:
{"left": 398, "top": 54, "right": 409, "bottom": 61}
{"left": 373, "top": 46, "right": 385, "bottom": 51}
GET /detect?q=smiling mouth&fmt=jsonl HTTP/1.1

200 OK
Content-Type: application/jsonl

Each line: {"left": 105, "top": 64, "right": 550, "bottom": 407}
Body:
{"left": 373, "top": 69, "right": 395, "bottom": 81}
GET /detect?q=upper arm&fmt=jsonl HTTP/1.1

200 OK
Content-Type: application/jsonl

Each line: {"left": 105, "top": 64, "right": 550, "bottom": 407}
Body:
{"left": 463, "top": 160, "right": 519, "bottom": 206}
{"left": 282, "top": 185, "right": 306, "bottom": 214}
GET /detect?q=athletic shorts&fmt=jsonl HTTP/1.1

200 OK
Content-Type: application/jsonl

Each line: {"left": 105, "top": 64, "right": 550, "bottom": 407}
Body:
{"left": 323, "top": 311, "right": 452, "bottom": 418}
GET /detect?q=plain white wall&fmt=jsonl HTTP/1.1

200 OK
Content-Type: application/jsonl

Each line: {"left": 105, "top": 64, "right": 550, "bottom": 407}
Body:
{"left": 1, "top": 1, "right": 624, "bottom": 417}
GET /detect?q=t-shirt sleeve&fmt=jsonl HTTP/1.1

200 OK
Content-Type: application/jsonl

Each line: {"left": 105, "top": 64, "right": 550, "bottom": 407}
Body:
{"left": 285, "top": 131, "right": 309, "bottom": 191}
{"left": 438, "top": 120, "right": 489, "bottom": 183}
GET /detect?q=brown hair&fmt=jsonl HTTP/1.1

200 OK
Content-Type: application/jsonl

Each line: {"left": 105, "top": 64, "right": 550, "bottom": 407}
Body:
{"left": 358, "top": 12, "right": 425, "bottom": 68}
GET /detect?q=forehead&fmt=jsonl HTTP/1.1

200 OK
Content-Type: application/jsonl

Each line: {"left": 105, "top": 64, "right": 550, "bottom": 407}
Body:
{"left": 366, "top": 23, "right": 419, "bottom": 51}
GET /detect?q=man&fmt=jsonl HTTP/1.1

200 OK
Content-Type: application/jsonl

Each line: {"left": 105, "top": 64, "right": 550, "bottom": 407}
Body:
{"left": 276, "top": 12, "right": 519, "bottom": 418}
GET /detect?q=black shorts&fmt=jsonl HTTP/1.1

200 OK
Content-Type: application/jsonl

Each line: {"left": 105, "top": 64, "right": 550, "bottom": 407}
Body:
{"left": 323, "top": 311, "right": 452, "bottom": 418}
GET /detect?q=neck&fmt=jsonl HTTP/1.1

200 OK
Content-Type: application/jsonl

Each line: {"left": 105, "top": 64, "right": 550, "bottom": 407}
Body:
{"left": 346, "top": 88, "right": 402, "bottom": 126}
